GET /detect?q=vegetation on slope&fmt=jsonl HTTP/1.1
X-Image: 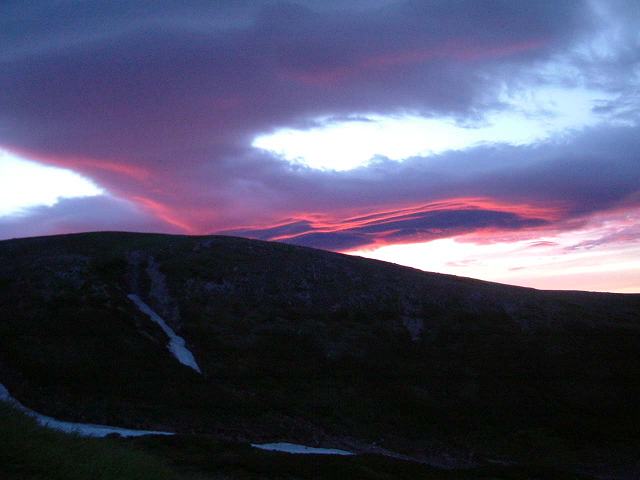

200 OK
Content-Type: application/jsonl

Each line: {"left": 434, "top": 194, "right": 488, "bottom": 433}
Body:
{"left": 0, "top": 401, "right": 174, "bottom": 480}
{"left": 1, "top": 232, "right": 639, "bottom": 477}
{"left": 0, "top": 400, "right": 596, "bottom": 480}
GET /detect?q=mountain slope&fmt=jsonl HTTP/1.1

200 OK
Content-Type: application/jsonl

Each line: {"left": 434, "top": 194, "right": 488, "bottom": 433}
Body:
{"left": 1, "top": 232, "right": 639, "bottom": 475}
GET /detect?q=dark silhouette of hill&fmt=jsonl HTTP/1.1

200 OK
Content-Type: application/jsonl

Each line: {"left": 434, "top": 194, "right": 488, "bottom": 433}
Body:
{"left": 1, "top": 231, "right": 639, "bottom": 478}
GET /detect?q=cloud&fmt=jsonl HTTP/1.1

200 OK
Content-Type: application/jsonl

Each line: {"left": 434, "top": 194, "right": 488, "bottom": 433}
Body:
{"left": 0, "top": 0, "right": 638, "bottom": 259}
{"left": 224, "top": 200, "right": 551, "bottom": 250}
{"left": 219, "top": 124, "right": 640, "bottom": 249}
{"left": 0, "top": 0, "right": 590, "bottom": 162}
{"left": 0, "top": 196, "right": 173, "bottom": 240}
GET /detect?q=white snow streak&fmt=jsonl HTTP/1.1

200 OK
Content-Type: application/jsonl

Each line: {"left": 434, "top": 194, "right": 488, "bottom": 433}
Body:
{"left": 251, "top": 442, "right": 354, "bottom": 455}
{"left": 0, "top": 383, "right": 173, "bottom": 437}
{"left": 2, "top": 384, "right": 355, "bottom": 452}
{"left": 127, "top": 293, "right": 202, "bottom": 373}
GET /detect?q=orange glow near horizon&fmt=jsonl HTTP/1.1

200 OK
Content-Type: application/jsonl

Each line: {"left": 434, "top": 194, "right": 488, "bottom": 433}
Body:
{"left": 130, "top": 196, "right": 196, "bottom": 234}
{"left": 1, "top": 150, "right": 637, "bottom": 293}
{"left": 348, "top": 207, "right": 640, "bottom": 293}
{"left": 234, "top": 197, "right": 566, "bottom": 248}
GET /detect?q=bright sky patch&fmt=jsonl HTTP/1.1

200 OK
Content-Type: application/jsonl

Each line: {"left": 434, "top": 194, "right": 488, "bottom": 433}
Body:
{"left": 252, "top": 86, "right": 613, "bottom": 171}
{"left": 0, "top": 150, "right": 103, "bottom": 217}
{"left": 350, "top": 208, "right": 640, "bottom": 293}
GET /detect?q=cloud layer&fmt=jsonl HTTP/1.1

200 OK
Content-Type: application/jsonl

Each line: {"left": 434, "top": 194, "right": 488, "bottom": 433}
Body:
{"left": 1, "top": 0, "right": 639, "bottom": 290}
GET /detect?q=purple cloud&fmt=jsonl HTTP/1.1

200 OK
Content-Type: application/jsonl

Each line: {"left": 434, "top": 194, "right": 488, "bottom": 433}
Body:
{"left": 0, "top": 0, "right": 638, "bottom": 257}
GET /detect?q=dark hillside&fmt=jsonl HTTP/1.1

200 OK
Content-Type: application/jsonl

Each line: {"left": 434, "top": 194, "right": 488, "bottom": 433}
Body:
{"left": 1, "top": 232, "right": 639, "bottom": 476}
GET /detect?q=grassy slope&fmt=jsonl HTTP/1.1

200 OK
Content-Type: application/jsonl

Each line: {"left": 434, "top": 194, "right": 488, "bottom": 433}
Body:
{"left": 0, "top": 400, "right": 595, "bottom": 480}
{"left": 0, "top": 401, "right": 176, "bottom": 480}
{"left": 130, "top": 433, "right": 599, "bottom": 480}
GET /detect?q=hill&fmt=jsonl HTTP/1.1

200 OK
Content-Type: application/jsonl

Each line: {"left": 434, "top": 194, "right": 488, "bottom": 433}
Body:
{"left": 1, "top": 232, "right": 639, "bottom": 477}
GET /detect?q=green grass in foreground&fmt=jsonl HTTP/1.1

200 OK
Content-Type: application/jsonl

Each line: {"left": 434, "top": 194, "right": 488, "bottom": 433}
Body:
{"left": 0, "top": 401, "right": 178, "bottom": 480}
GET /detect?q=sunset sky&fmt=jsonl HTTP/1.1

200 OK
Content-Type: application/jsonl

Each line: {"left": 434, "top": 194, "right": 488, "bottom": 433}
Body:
{"left": 1, "top": 1, "right": 639, "bottom": 292}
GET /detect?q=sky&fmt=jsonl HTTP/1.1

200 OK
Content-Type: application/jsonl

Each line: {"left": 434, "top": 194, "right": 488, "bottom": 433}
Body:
{"left": 1, "top": 0, "right": 639, "bottom": 292}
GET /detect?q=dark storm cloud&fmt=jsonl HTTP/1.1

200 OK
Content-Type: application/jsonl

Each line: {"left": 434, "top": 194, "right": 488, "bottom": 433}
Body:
{"left": 0, "top": 0, "right": 587, "bottom": 164}
{"left": 0, "top": 1, "right": 639, "bottom": 249}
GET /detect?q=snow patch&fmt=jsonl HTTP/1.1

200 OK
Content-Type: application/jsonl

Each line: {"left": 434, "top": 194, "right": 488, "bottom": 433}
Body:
{"left": 128, "top": 294, "right": 202, "bottom": 373}
{"left": 0, "top": 383, "right": 173, "bottom": 438}
{"left": 251, "top": 442, "right": 354, "bottom": 455}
